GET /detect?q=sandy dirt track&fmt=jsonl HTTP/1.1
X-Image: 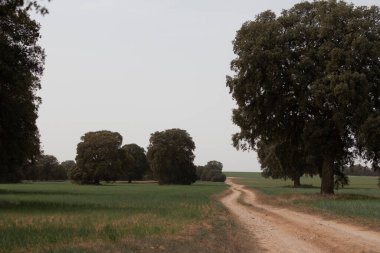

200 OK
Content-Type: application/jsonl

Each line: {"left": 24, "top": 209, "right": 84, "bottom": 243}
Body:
{"left": 220, "top": 178, "right": 380, "bottom": 253}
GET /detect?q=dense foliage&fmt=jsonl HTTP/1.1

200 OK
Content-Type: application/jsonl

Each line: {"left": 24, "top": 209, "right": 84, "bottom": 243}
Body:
{"left": 60, "top": 160, "right": 75, "bottom": 177}
{"left": 0, "top": 0, "right": 45, "bottom": 182}
{"left": 21, "top": 155, "right": 71, "bottom": 181}
{"left": 258, "top": 139, "right": 318, "bottom": 187}
{"left": 120, "top": 144, "right": 149, "bottom": 183}
{"left": 196, "top": 161, "right": 226, "bottom": 182}
{"left": 71, "top": 131, "right": 123, "bottom": 184}
{"left": 147, "top": 129, "right": 197, "bottom": 185}
{"left": 227, "top": 0, "right": 380, "bottom": 194}
{"left": 34, "top": 155, "right": 66, "bottom": 180}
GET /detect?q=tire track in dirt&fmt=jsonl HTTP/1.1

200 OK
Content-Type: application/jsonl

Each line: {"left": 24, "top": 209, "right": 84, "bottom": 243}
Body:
{"left": 220, "top": 178, "right": 380, "bottom": 253}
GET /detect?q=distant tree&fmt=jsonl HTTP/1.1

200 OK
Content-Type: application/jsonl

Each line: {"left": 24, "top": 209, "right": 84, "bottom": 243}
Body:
{"left": 212, "top": 173, "right": 226, "bottom": 182}
{"left": 196, "top": 166, "right": 205, "bottom": 180}
{"left": 26, "top": 154, "right": 67, "bottom": 181}
{"left": 51, "top": 166, "right": 67, "bottom": 180}
{"left": 71, "top": 130, "right": 123, "bottom": 184}
{"left": 60, "top": 160, "right": 75, "bottom": 178}
{"left": 0, "top": 0, "right": 47, "bottom": 182}
{"left": 197, "top": 161, "right": 226, "bottom": 182}
{"left": 227, "top": 1, "right": 380, "bottom": 194}
{"left": 120, "top": 144, "right": 149, "bottom": 183}
{"left": 147, "top": 129, "right": 197, "bottom": 185}
{"left": 203, "top": 161, "right": 223, "bottom": 182}
{"left": 36, "top": 155, "right": 57, "bottom": 180}
{"left": 344, "top": 164, "right": 380, "bottom": 176}
{"left": 206, "top": 161, "right": 223, "bottom": 171}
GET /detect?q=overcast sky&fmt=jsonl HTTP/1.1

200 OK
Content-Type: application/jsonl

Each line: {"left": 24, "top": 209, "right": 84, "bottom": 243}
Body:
{"left": 35, "top": 0, "right": 379, "bottom": 172}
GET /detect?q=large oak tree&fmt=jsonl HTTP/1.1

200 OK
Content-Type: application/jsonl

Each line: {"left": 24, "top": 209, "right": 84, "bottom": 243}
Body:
{"left": 227, "top": 0, "right": 380, "bottom": 194}
{"left": 147, "top": 129, "right": 197, "bottom": 185}
{"left": 71, "top": 131, "right": 123, "bottom": 184}
{"left": 0, "top": 0, "right": 46, "bottom": 182}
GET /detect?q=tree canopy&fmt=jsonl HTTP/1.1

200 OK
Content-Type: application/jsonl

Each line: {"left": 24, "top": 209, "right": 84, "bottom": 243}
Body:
{"left": 227, "top": 0, "right": 380, "bottom": 194}
{"left": 61, "top": 160, "right": 75, "bottom": 178}
{"left": 0, "top": 0, "right": 46, "bottom": 182}
{"left": 147, "top": 129, "right": 197, "bottom": 185}
{"left": 257, "top": 139, "right": 318, "bottom": 188}
{"left": 196, "top": 161, "right": 226, "bottom": 182}
{"left": 22, "top": 154, "right": 68, "bottom": 181}
{"left": 71, "top": 130, "right": 123, "bottom": 184}
{"left": 120, "top": 144, "right": 149, "bottom": 183}
{"left": 36, "top": 155, "right": 67, "bottom": 181}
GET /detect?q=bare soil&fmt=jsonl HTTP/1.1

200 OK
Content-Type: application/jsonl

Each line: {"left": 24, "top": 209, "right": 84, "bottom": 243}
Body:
{"left": 220, "top": 178, "right": 380, "bottom": 253}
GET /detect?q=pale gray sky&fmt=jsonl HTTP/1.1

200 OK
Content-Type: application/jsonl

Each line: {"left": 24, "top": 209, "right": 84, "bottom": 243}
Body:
{"left": 35, "top": 0, "right": 379, "bottom": 172}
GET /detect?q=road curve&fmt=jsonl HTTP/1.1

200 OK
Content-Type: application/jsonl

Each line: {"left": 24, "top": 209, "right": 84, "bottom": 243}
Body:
{"left": 220, "top": 178, "right": 380, "bottom": 253}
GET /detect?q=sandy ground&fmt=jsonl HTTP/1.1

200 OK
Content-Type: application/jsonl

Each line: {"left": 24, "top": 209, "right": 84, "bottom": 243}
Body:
{"left": 220, "top": 178, "right": 380, "bottom": 253}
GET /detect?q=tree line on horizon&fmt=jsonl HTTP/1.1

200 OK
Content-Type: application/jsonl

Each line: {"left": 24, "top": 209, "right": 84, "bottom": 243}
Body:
{"left": 0, "top": 0, "right": 227, "bottom": 186}
{"left": 20, "top": 129, "right": 227, "bottom": 185}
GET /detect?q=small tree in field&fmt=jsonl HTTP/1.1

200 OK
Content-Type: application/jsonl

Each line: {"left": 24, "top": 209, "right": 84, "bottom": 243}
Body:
{"left": 196, "top": 161, "right": 227, "bottom": 182}
{"left": 71, "top": 130, "right": 122, "bottom": 184}
{"left": 147, "top": 129, "right": 197, "bottom": 185}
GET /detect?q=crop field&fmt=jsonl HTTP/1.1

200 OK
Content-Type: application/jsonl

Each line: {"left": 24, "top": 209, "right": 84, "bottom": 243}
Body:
{"left": 0, "top": 181, "right": 243, "bottom": 253}
{"left": 226, "top": 172, "right": 380, "bottom": 228}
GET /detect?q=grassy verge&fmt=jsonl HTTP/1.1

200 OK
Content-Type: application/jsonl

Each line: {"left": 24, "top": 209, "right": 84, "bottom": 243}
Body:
{"left": 226, "top": 172, "right": 380, "bottom": 229}
{"left": 0, "top": 181, "right": 247, "bottom": 253}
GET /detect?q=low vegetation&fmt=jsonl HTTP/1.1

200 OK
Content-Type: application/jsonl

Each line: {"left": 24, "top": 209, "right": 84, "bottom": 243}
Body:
{"left": 227, "top": 172, "right": 380, "bottom": 228}
{"left": 0, "top": 181, "right": 247, "bottom": 253}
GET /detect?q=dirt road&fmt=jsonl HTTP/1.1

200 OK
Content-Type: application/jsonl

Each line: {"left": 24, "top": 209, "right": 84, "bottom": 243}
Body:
{"left": 220, "top": 178, "right": 380, "bottom": 253}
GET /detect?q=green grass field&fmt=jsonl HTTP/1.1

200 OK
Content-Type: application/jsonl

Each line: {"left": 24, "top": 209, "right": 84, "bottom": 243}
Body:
{"left": 226, "top": 172, "right": 380, "bottom": 227}
{"left": 0, "top": 181, "right": 242, "bottom": 253}
{"left": 3, "top": 173, "right": 377, "bottom": 252}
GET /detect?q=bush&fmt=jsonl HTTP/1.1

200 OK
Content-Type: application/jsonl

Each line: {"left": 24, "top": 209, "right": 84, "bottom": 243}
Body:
{"left": 196, "top": 161, "right": 226, "bottom": 182}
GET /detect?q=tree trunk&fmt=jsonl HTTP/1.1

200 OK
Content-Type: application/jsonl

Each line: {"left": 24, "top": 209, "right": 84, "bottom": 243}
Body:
{"left": 293, "top": 176, "right": 301, "bottom": 188}
{"left": 320, "top": 155, "right": 334, "bottom": 194}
